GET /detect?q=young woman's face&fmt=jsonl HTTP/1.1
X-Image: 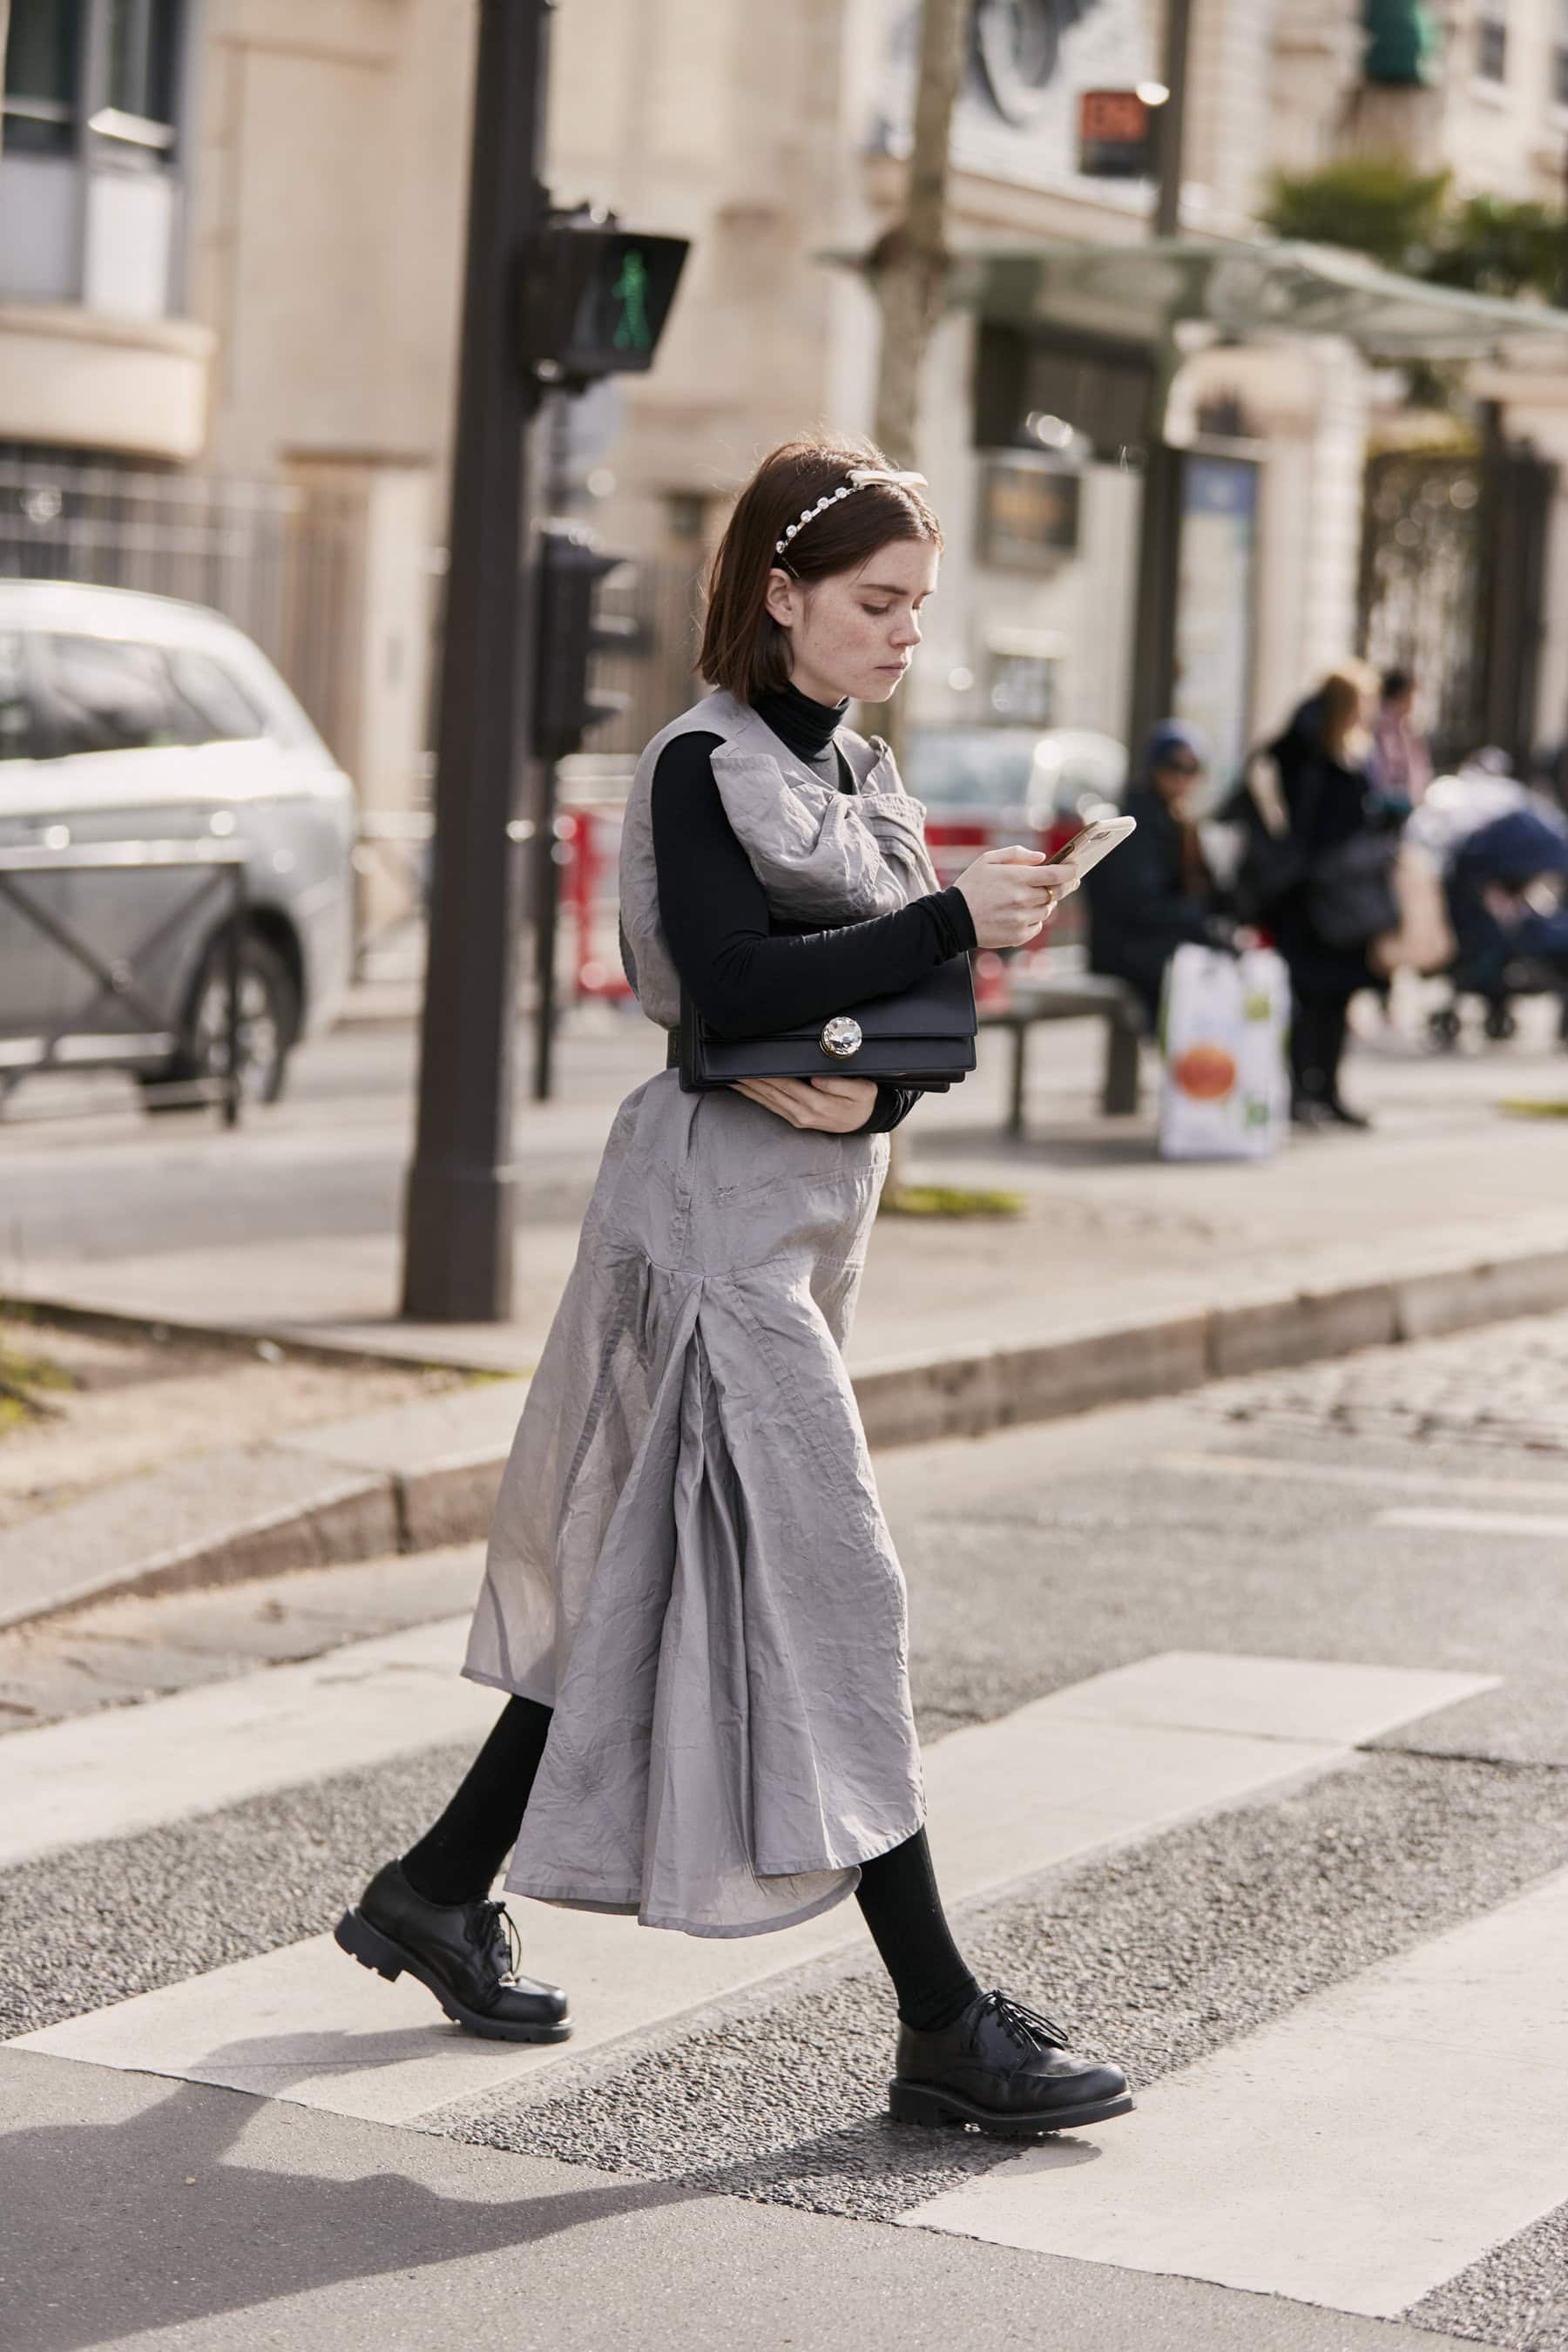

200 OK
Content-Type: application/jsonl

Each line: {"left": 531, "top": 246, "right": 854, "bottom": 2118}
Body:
{"left": 764, "top": 538, "right": 940, "bottom": 706}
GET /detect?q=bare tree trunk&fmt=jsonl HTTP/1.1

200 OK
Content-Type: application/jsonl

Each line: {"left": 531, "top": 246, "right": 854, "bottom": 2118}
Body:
{"left": 868, "top": 0, "right": 967, "bottom": 1206}
{"left": 870, "top": 0, "right": 968, "bottom": 476}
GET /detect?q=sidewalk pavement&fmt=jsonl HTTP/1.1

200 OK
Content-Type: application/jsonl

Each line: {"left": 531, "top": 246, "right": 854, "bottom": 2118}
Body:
{"left": 5, "top": 996, "right": 1567, "bottom": 1629}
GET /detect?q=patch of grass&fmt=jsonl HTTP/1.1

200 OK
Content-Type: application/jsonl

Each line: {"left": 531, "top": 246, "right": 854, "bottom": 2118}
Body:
{"left": 0, "top": 1332, "right": 76, "bottom": 1428}
{"left": 879, "top": 1183, "right": 1026, "bottom": 1220}
{"left": 1498, "top": 1098, "right": 1568, "bottom": 1119}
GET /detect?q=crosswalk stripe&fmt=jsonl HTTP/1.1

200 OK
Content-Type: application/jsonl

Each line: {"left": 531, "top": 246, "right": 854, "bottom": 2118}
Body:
{"left": 0, "top": 1617, "right": 495, "bottom": 1870}
{"left": 1376, "top": 1506, "right": 1568, "bottom": 1540}
{"left": 10, "top": 1652, "right": 1490, "bottom": 2130}
{"left": 1159, "top": 1448, "right": 1568, "bottom": 1510}
{"left": 896, "top": 1862, "right": 1568, "bottom": 2321}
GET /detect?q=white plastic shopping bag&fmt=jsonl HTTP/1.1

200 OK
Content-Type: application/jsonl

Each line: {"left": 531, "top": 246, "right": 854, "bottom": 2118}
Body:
{"left": 1158, "top": 943, "right": 1290, "bottom": 1161}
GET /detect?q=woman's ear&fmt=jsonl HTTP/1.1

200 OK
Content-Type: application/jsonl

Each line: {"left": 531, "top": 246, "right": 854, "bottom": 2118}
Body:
{"left": 763, "top": 566, "right": 800, "bottom": 631}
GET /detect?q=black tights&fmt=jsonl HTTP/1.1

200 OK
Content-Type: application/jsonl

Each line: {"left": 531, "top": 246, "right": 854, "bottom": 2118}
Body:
{"left": 401, "top": 1694, "right": 980, "bottom": 2034}
{"left": 1290, "top": 990, "right": 1353, "bottom": 1106}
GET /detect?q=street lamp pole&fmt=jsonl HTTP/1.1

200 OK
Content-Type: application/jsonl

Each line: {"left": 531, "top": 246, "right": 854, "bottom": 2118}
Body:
{"left": 402, "top": 0, "right": 551, "bottom": 1323}
{"left": 1125, "top": 0, "right": 1193, "bottom": 750}
{"left": 1152, "top": 0, "right": 1193, "bottom": 240}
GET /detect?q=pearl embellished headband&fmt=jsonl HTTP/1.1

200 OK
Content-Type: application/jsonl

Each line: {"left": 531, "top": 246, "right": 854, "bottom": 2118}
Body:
{"left": 774, "top": 466, "right": 929, "bottom": 560}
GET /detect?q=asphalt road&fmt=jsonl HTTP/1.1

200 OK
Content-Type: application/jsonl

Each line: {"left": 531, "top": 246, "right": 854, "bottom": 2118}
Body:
{"left": 3, "top": 1312, "right": 1567, "bottom": 2349}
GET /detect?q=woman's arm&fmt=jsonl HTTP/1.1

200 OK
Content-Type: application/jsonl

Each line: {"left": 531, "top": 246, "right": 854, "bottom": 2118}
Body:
{"left": 652, "top": 732, "right": 976, "bottom": 1041}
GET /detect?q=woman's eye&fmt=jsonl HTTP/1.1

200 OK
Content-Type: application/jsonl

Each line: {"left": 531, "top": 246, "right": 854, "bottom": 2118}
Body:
{"left": 862, "top": 604, "right": 893, "bottom": 617}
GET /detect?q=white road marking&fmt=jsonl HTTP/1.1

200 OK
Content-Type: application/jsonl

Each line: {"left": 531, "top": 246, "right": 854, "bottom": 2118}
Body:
{"left": 11, "top": 1651, "right": 1491, "bottom": 2128}
{"left": 898, "top": 1862, "right": 1568, "bottom": 2322}
{"left": 1375, "top": 1506, "right": 1568, "bottom": 1540}
{"left": 1159, "top": 1450, "right": 1568, "bottom": 1509}
{"left": 0, "top": 1617, "right": 495, "bottom": 1870}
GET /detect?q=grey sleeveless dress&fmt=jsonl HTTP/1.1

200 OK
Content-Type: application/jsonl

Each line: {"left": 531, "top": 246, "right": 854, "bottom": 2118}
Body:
{"left": 464, "top": 691, "right": 941, "bottom": 1937}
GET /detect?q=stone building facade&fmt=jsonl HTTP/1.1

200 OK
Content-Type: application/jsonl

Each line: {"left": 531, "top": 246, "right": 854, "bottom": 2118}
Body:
{"left": 4, "top": 0, "right": 1568, "bottom": 802}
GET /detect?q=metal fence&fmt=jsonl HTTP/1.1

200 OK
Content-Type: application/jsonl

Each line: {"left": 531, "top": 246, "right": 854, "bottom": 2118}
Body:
{"left": 0, "top": 448, "right": 362, "bottom": 760}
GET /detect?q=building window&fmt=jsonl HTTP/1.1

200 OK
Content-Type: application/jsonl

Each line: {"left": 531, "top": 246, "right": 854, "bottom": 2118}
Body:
{"left": 1, "top": 0, "right": 186, "bottom": 316}
{"left": 3, "top": 0, "right": 81, "bottom": 155}
{"left": 1475, "top": 0, "right": 1508, "bottom": 82}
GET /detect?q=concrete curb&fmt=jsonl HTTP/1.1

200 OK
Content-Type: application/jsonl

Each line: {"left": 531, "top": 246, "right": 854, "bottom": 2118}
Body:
{"left": 9, "top": 1243, "right": 1568, "bottom": 1633}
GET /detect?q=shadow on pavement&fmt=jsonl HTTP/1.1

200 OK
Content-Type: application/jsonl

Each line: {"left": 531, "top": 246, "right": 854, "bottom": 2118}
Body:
{"left": 3, "top": 2069, "right": 706, "bottom": 2350}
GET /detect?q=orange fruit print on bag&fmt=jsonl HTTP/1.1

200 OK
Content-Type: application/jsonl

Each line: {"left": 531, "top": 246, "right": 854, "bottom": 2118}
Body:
{"left": 1171, "top": 1042, "right": 1238, "bottom": 1101}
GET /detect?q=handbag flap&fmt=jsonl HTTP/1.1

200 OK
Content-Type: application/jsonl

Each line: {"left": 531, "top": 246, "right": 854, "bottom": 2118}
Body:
{"left": 768, "top": 954, "right": 977, "bottom": 1044}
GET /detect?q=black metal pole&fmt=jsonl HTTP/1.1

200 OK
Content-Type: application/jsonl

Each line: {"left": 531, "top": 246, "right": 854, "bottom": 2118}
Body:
{"left": 1125, "top": 0, "right": 1193, "bottom": 754}
{"left": 531, "top": 780, "right": 561, "bottom": 1101}
{"left": 531, "top": 389, "right": 573, "bottom": 1104}
{"left": 402, "top": 0, "right": 551, "bottom": 1322}
{"left": 1152, "top": 0, "right": 1192, "bottom": 241}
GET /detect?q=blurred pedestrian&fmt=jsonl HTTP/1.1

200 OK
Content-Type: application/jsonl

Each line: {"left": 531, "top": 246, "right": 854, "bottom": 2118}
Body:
{"left": 1085, "top": 719, "right": 1231, "bottom": 1026}
{"left": 1370, "top": 668, "right": 1432, "bottom": 812}
{"left": 1237, "top": 660, "right": 1398, "bottom": 1129}
{"left": 335, "top": 433, "right": 1130, "bottom": 2139}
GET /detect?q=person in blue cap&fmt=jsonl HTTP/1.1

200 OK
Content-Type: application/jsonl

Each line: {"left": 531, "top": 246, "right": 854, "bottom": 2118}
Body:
{"left": 1085, "top": 720, "right": 1230, "bottom": 1026}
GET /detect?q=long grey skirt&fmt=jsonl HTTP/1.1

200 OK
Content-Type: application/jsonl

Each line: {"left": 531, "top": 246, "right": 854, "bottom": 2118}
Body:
{"left": 463, "top": 1071, "right": 926, "bottom": 1938}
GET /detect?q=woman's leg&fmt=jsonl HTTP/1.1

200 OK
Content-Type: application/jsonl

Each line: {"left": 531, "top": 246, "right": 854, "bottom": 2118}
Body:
{"left": 401, "top": 1693, "right": 554, "bottom": 1903}
{"left": 855, "top": 1828, "right": 979, "bottom": 2031}
{"left": 870, "top": 1826, "right": 1133, "bottom": 2132}
{"left": 335, "top": 1693, "right": 570, "bottom": 2044}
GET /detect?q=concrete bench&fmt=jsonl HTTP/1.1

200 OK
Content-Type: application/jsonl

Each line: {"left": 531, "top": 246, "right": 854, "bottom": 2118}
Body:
{"left": 981, "top": 974, "right": 1146, "bottom": 1132}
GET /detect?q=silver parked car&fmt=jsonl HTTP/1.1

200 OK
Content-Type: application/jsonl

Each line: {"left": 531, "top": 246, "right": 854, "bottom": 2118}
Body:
{"left": 0, "top": 582, "right": 355, "bottom": 1107}
{"left": 903, "top": 725, "right": 1128, "bottom": 837}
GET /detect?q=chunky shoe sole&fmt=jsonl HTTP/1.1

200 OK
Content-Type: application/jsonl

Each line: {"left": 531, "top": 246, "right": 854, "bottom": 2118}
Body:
{"left": 888, "top": 2078, "right": 1133, "bottom": 2136}
{"left": 335, "top": 1908, "right": 572, "bottom": 2044}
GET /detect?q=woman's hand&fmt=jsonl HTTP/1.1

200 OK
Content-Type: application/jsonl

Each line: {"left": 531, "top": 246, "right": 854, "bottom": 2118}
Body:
{"left": 956, "top": 846, "right": 1077, "bottom": 949}
{"left": 730, "top": 1075, "right": 878, "bottom": 1132}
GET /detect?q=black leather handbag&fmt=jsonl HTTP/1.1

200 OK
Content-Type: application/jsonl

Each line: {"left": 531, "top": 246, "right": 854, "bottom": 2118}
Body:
{"left": 677, "top": 952, "right": 977, "bottom": 1093}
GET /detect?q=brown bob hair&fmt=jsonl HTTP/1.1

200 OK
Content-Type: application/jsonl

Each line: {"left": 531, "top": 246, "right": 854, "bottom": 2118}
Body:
{"left": 698, "top": 434, "right": 943, "bottom": 702}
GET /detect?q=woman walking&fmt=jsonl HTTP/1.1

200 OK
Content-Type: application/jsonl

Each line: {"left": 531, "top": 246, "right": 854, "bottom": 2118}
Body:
{"left": 337, "top": 436, "right": 1132, "bottom": 2138}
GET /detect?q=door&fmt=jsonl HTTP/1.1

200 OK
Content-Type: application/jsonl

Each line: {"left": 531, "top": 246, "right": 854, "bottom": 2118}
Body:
{"left": 0, "top": 627, "right": 74, "bottom": 1044}
{"left": 30, "top": 630, "right": 219, "bottom": 1052}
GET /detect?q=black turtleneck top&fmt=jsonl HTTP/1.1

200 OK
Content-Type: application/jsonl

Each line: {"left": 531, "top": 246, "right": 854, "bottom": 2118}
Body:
{"left": 651, "top": 680, "right": 977, "bottom": 1135}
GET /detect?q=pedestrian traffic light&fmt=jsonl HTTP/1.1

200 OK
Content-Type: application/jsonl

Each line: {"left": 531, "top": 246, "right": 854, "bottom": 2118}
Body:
{"left": 531, "top": 523, "right": 635, "bottom": 761}
{"left": 521, "top": 215, "right": 690, "bottom": 389}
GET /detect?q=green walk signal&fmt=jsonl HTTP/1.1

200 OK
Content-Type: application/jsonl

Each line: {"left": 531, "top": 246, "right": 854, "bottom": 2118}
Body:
{"left": 520, "top": 219, "right": 691, "bottom": 387}
{"left": 611, "top": 249, "right": 652, "bottom": 353}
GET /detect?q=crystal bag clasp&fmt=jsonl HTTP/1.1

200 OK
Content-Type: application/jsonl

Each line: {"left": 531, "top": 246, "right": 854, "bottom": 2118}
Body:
{"left": 820, "top": 1016, "right": 863, "bottom": 1059}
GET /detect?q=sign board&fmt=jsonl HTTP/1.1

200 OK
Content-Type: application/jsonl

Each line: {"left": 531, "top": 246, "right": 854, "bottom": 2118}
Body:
{"left": 1078, "top": 87, "right": 1153, "bottom": 178}
{"left": 1173, "top": 454, "right": 1259, "bottom": 784}
{"left": 977, "top": 455, "right": 1081, "bottom": 573}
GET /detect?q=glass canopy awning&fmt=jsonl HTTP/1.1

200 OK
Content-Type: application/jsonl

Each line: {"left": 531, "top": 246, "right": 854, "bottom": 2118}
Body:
{"left": 941, "top": 238, "right": 1568, "bottom": 364}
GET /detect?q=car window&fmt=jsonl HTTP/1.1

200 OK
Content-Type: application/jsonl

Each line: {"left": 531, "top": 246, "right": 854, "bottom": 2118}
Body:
{"left": 166, "top": 647, "right": 267, "bottom": 744}
{"left": 905, "top": 732, "right": 1038, "bottom": 806}
{"left": 0, "top": 632, "right": 34, "bottom": 761}
{"left": 43, "top": 634, "right": 186, "bottom": 754}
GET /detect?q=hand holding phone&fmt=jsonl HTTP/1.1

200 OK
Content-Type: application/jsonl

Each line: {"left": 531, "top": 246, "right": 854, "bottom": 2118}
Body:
{"left": 1044, "top": 814, "right": 1138, "bottom": 887}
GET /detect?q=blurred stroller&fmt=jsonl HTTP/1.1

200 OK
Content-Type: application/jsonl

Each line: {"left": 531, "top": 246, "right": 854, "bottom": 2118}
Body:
{"left": 1405, "top": 754, "right": 1568, "bottom": 1047}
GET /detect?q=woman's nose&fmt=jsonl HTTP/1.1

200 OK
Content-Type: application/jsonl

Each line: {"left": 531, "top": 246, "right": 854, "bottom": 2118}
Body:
{"left": 891, "top": 612, "right": 922, "bottom": 648}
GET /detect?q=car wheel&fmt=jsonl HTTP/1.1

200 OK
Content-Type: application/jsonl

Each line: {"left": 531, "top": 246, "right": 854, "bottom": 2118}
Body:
{"left": 141, "top": 929, "right": 301, "bottom": 1112}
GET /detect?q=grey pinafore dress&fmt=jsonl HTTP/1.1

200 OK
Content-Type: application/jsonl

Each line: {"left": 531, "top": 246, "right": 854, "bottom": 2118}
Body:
{"left": 463, "top": 690, "right": 942, "bottom": 1938}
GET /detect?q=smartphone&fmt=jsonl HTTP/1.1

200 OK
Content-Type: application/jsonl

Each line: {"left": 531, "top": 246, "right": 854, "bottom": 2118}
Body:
{"left": 1044, "top": 814, "right": 1137, "bottom": 884}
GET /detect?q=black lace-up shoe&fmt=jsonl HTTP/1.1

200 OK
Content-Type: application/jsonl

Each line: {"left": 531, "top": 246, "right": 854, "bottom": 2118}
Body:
{"left": 335, "top": 1860, "right": 571, "bottom": 2043}
{"left": 889, "top": 1989, "right": 1132, "bottom": 2136}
